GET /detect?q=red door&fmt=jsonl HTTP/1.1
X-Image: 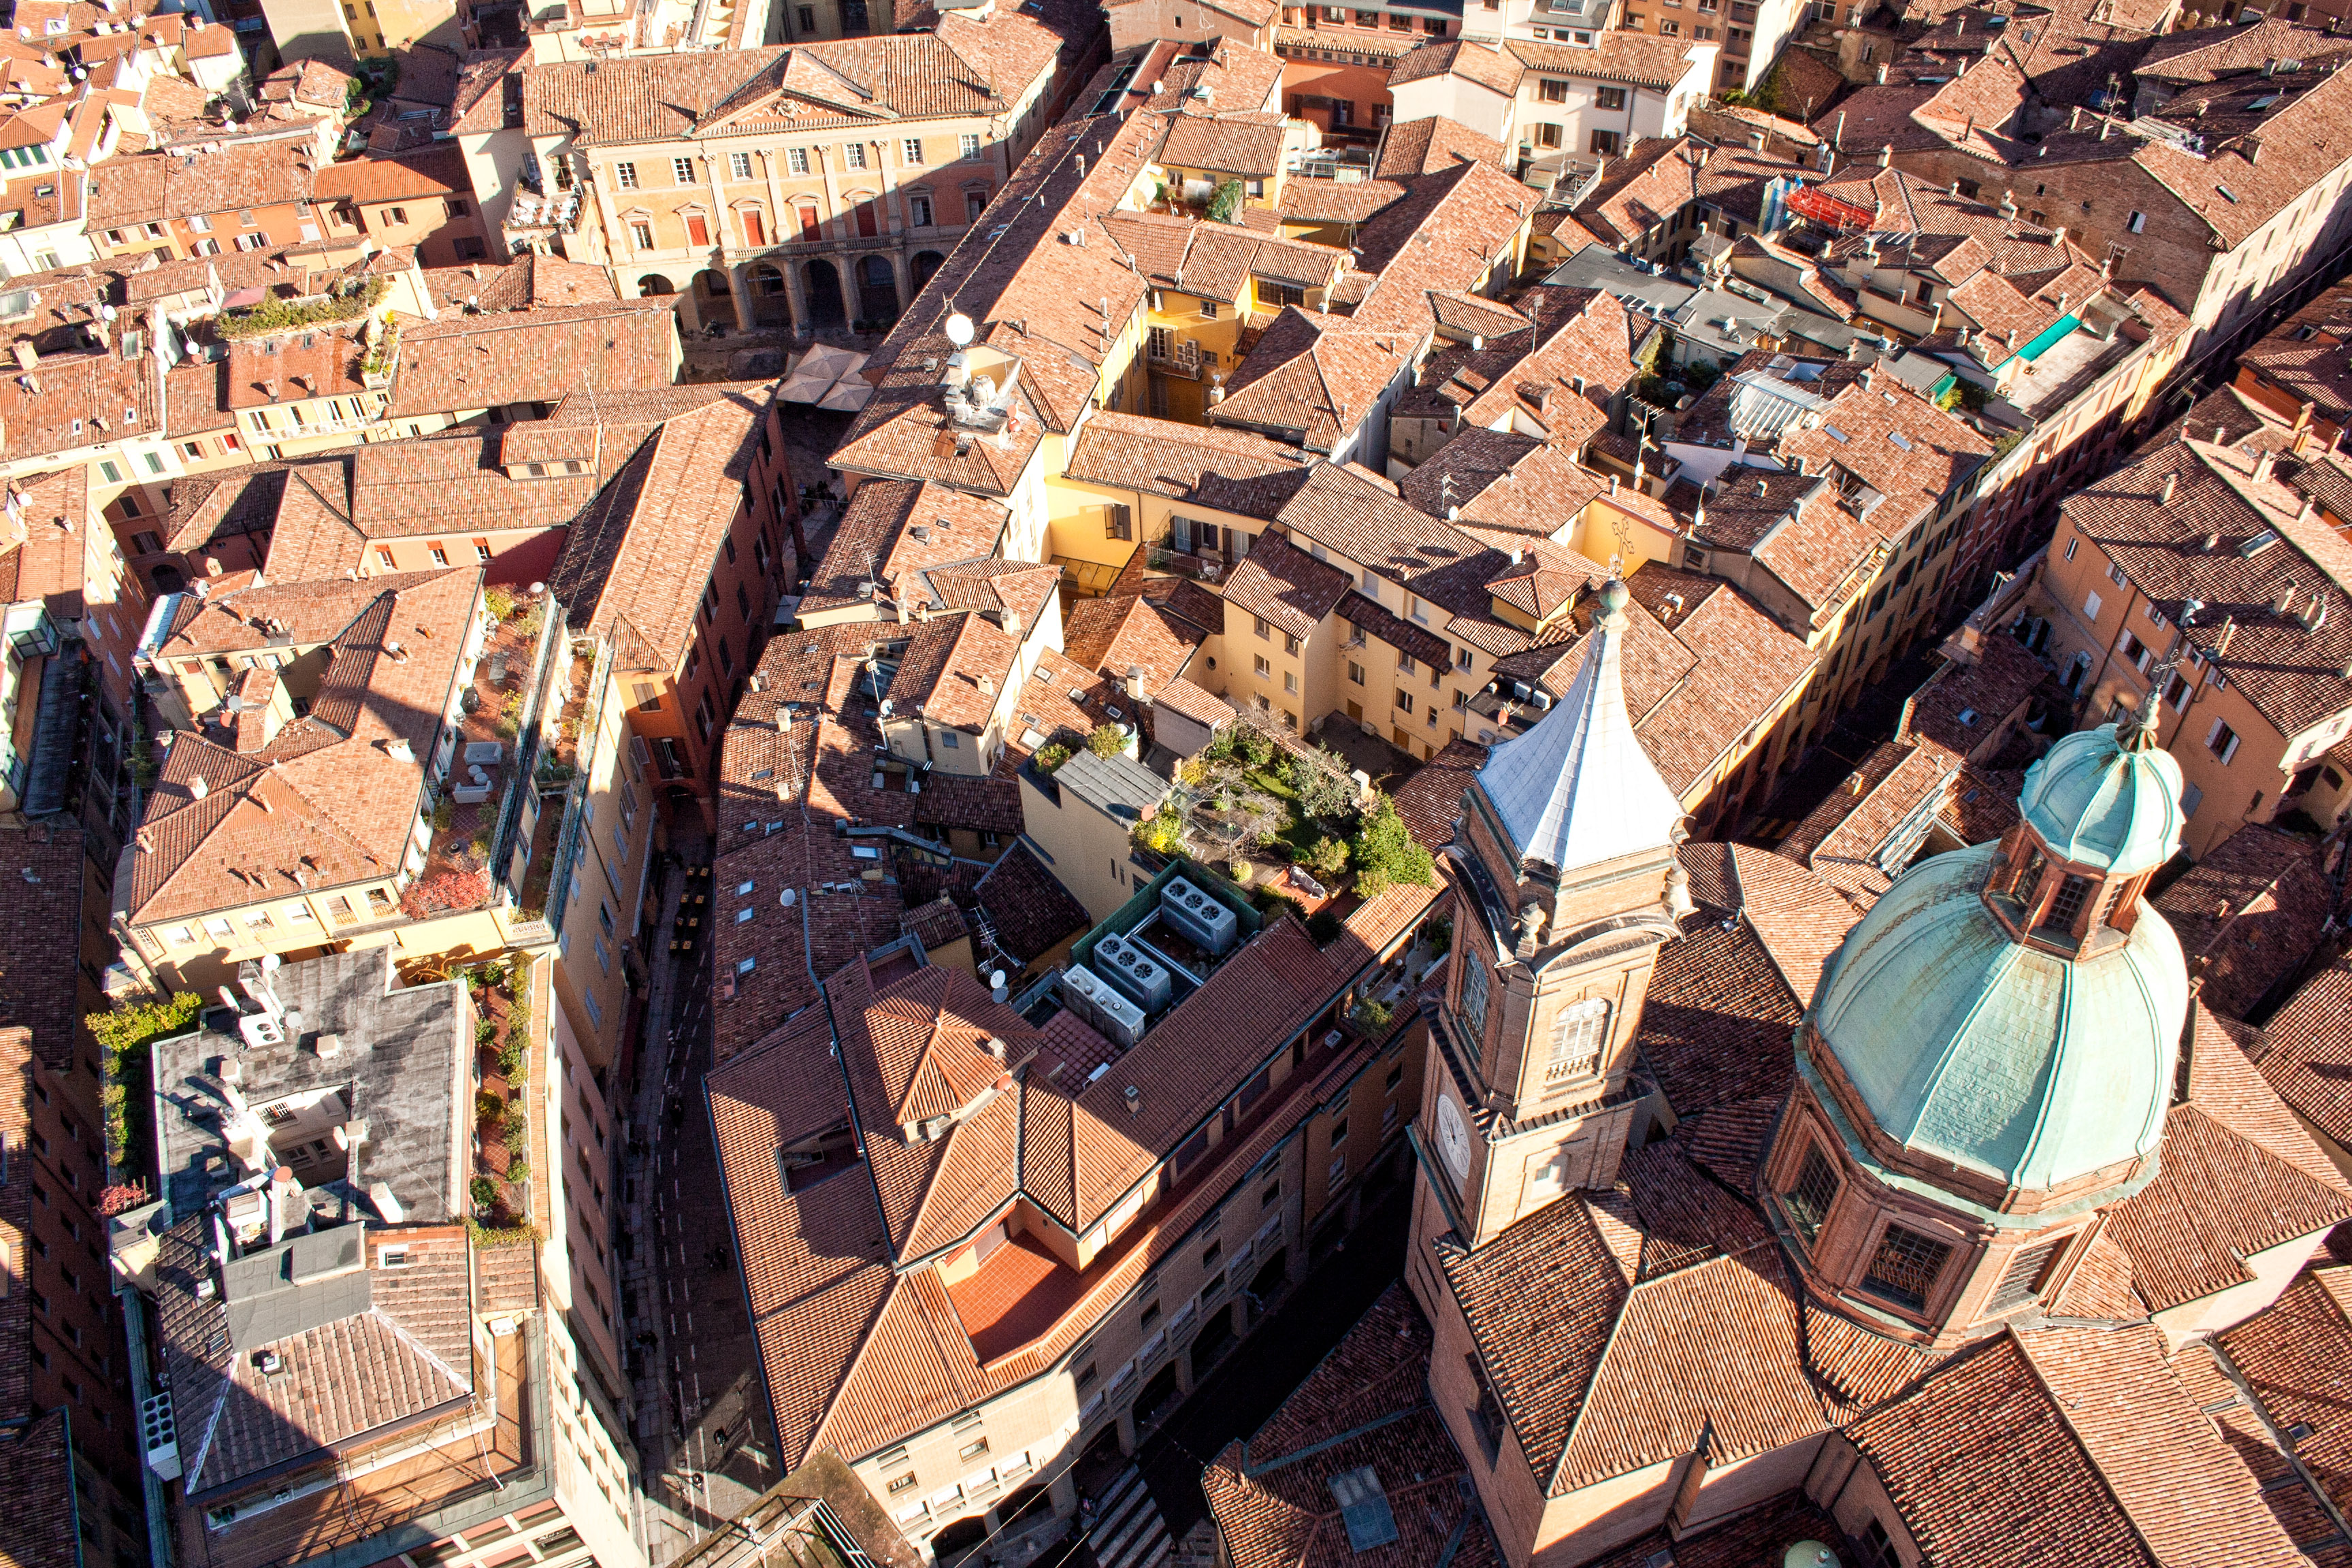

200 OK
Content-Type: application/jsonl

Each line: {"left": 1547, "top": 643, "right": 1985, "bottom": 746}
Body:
{"left": 798, "top": 203, "right": 819, "bottom": 240}
{"left": 685, "top": 213, "right": 710, "bottom": 246}
{"left": 742, "top": 209, "right": 766, "bottom": 246}
{"left": 855, "top": 200, "right": 877, "bottom": 238}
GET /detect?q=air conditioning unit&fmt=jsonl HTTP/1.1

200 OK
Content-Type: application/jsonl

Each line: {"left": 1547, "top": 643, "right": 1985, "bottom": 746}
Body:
{"left": 1094, "top": 933, "right": 1171, "bottom": 1013}
{"left": 1160, "top": 877, "right": 1237, "bottom": 956}
{"left": 142, "top": 1391, "right": 181, "bottom": 1480}
{"left": 1060, "top": 964, "right": 1144, "bottom": 1049}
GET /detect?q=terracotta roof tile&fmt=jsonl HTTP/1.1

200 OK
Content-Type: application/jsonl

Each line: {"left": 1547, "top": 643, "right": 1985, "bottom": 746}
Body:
{"left": 2065, "top": 434, "right": 2352, "bottom": 738}
{"left": 2153, "top": 824, "right": 2332, "bottom": 1020}
{"left": 2104, "top": 1011, "right": 2352, "bottom": 1312}
{"left": 1388, "top": 38, "right": 1521, "bottom": 95}
{"left": 1847, "top": 1336, "right": 2159, "bottom": 1568}
{"left": 1222, "top": 529, "right": 1354, "bottom": 640}
{"left": 2018, "top": 1322, "right": 2310, "bottom": 1568}
{"left": 385, "top": 299, "right": 677, "bottom": 420}
{"left": 1374, "top": 116, "right": 1504, "bottom": 179}
{"left": 1202, "top": 1286, "right": 1503, "bottom": 1568}
{"left": 2218, "top": 1267, "right": 2352, "bottom": 1529}
{"left": 2257, "top": 958, "right": 2352, "bottom": 1150}
{"left": 128, "top": 570, "right": 480, "bottom": 924}
{"left": 1060, "top": 408, "right": 1311, "bottom": 514}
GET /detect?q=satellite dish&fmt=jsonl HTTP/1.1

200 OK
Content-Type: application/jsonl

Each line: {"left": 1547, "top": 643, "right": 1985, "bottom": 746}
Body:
{"left": 991, "top": 970, "right": 1007, "bottom": 989}
{"left": 944, "top": 312, "right": 975, "bottom": 347}
{"left": 780, "top": 888, "right": 797, "bottom": 908}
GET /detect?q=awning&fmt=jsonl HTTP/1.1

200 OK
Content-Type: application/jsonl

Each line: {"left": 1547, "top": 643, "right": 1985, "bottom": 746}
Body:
{"left": 816, "top": 373, "right": 874, "bottom": 411}
{"left": 779, "top": 343, "right": 862, "bottom": 402}
{"left": 221, "top": 286, "right": 267, "bottom": 308}
{"left": 2019, "top": 314, "right": 2080, "bottom": 363}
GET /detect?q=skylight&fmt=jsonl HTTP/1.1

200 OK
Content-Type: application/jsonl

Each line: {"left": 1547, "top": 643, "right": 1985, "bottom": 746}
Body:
{"left": 1889, "top": 431, "right": 1914, "bottom": 451}
{"left": 2217, "top": 184, "right": 2240, "bottom": 203}
{"left": 1824, "top": 425, "right": 1850, "bottom": 442}
{"left": 2240, "top": 530, "right": 2279, "bottom": 556}
{"left": 1330, "top": 1469, "right": 1400, "bottom": 1553}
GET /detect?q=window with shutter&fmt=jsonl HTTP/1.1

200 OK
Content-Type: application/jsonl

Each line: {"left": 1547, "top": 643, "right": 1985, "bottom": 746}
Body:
{"left": 1545, "top": 998, "right": 1609, "bottom": 1084}
{"left": 1984, "top": 1235, "right": 2068, "bottom": 1313}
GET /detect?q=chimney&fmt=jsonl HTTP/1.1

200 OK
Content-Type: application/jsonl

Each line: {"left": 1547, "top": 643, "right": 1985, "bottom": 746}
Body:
{"left": 189, "top": 774, "right": 208, "bottom": 798}
{"left": 1876, "top": 63, "right": 1889, "bottom": 84}
{"left": 1125, "top": 663, "right": 1149, "bottom": 703}
{"left": 1124, "top": 1085, "right": 1142, "bottom": 1115}
{"left": 2255, "top": 451, "right": 2277, "bottom": 486}
{"left": 1878, "top": 142, "right": 1892, "bottom": 167}
{"left": 2161, "top": 473, "right": 2178, "bottom": 504}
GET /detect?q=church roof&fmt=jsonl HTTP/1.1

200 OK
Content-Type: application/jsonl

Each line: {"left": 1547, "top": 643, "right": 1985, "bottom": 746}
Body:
{"left": 1473, "top": 578, "right": 1684, "bottom": 874}
{"left": 1810, "top": 840, "right": 2188, "bottom": 1203}
{"left": 2019, "top": 717, "right": 2187, "bottom": 876}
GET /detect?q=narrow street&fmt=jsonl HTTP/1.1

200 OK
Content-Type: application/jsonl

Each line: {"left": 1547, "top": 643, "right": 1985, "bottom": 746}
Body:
{"left": 622, "top": 833, "right": 779, "bottom": 1566}
{"left": 1129, "top": 1178, "right": 1411, "bottom": 1541}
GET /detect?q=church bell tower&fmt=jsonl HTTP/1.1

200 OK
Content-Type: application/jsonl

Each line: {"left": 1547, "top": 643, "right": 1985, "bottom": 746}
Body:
{"left": 1413, "top": 579, "right": 1694, "bottom": 1254}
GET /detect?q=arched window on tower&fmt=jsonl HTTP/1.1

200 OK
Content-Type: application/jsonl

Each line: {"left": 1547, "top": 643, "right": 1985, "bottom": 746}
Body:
{"left": 1546, "top": 998, "right": 1610, "bottom": 1086}
{"left": 1458, "top": 956, "right": 1490, "bottom": 1046}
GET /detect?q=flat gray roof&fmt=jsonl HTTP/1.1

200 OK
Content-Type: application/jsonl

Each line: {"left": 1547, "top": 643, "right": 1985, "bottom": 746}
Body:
{"left": 152, "top": 947, "right": 466, "bottom": 1224}
{"left": 1053, "top": 748, "right": 1170, "bottom": 821}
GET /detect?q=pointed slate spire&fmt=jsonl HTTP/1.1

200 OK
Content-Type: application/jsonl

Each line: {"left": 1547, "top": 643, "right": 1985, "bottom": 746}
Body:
{"left": 1475, "top": 578, "right": 1684, "bottom": 874}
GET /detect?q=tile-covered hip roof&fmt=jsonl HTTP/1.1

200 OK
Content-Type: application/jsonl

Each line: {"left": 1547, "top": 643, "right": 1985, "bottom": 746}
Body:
{"left": 1060, "top": 408, "right": 1311, "bottom": 507}
{"left": 127, "top": 570, "right": 479, "bottom": 924}
{"left": 548, "top": 385, "right": 772, "bottom": 670}
{"left": 2061, "top": 435, "right": 2352, "bottom": 738}
{"left": 1220, "top": 528, "right": 1355, "bottom": 640}
{"left": 383, "top": 299, "right": 679, "bottom": 421}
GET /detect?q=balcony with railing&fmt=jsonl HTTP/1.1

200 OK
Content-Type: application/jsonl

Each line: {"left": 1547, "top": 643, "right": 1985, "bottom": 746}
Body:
{"left": 506, "top": 634, "right": 615, "bottom": 947}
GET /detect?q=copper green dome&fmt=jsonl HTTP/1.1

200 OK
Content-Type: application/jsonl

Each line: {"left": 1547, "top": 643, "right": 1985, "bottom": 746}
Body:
{"left": 2017, "top": 719, "right": 2186, "bottom": 877}
{"left": 1808, "top": 842, "right": 2187, "bottom": 1198}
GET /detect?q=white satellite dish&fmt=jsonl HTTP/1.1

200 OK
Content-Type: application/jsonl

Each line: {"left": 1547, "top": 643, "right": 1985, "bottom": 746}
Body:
{"left": 944, "top": 312, "right": 975, "bottom": 347}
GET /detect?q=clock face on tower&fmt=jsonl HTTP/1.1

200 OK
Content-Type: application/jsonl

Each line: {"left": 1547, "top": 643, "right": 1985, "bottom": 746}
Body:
{"left": 1437, "top": 1092, "right": 1471, "bottom": 1182}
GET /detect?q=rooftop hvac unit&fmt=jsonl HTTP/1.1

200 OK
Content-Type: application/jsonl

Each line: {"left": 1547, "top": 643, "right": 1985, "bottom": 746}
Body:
{"left": 1161, "top": 877, "right": 1238, "bottom": 956}
{"left": 141, "top": 1391, "right": 181, "bottom": 1480}
{"left": 1060, "top": 964, "right": 1145, "bottom": 1050}
{"left": 1094, "top": 933, "right": 1172, "bottom": 1013}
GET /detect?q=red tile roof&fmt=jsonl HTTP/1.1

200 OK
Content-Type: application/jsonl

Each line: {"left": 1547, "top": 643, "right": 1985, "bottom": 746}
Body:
{"left": 2153, "top": 824, "right": 2332, "bottom": 1020}
{"left": 127, "top": 570, "right": 481, "bottom": 925}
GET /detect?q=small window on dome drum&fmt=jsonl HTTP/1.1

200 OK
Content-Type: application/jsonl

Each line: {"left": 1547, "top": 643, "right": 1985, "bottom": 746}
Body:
{"left": 2047, "top": 873, "right": 2093, "bottom": 930}
{"left": 1861, "top": 1224, "right": 1953, "bottom": 1314}
{"left": 1984, "top": 1235, "right": 2068, "bottom": 1314}
{"left": 1782, "top": 1146, "right": 1840, "bottom": 1244}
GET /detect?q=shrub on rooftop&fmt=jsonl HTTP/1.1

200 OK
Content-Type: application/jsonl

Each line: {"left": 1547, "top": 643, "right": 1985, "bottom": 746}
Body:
{"left": 1350, "top": 794, "right": 1435, "bottom": 899}
{"left": 214, "top": 277, "right": 389, "bottom": 341}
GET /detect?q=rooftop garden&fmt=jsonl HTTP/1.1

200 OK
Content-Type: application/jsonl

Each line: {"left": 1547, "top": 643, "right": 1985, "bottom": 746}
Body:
{"left": 463, "top": 956, "right": 541, "bottom": 1243}
{"left": 215, "top": 276, "right": 390, "bottom": 341}
{"left": 1134, "top": 710, "right": 1435, "bottom": 947}
{"left": 406, "top": 589, "right": 551, "bottom": 921}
